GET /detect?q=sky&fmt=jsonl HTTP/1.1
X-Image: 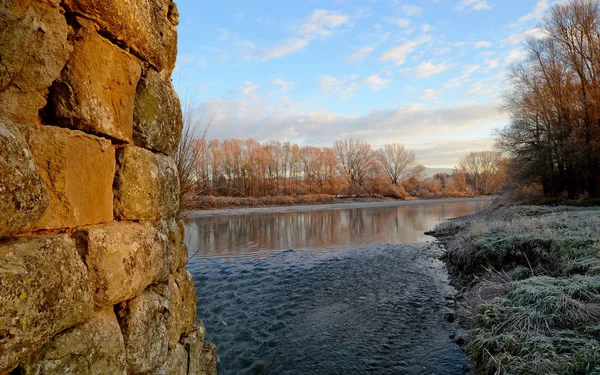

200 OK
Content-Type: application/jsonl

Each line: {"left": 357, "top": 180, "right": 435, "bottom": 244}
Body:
{"left": 173, "top": 0, "right": 551, "bottom": 168}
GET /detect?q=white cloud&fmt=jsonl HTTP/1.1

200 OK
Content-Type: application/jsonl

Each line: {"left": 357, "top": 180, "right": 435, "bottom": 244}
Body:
{"left": 299, "top": 9, "right": 350, "bottom": 37}
{"left": 239, "top": 81, "right": 260, "bottom": 96}
{"left": 402, "top": 5, "right": 424, "bottom": 16}
{"left": 347, "top": 46, "right": 376, "bottom": 62}
{"left": 364, "top": 75, "right": 390, "bottom": 91}
{"left": 513, "top": 0, "right": 549, "bottom": 26}
{"left": 486, "top": 59, "right": 499, "bottom": 69}
{"left": 391, "top": 18, "right": 411, "bottom": 28}
{"left": 415, "top": 61, "right": 448, "bottom": 78}
{"left": 421, "top": 24, "right": 432, "bottom": 32}
{"left": 379, "top": 35, "right": 432, "bottom": 66}
{"left": 457, "top": 0, "right": 492, "bottom": 11}
{"left": 262, "top": 38, "right": 309, "bottom": 60}
{"left": 192, "top": 95, "right": 508, "bottom": 166}
{"left": 474, "top": 41, "right": 492, "bottom": 49}
{"left": 503, "top": 28, "right": 547, "bottom": 45}
{"left": 318, "top": 74, "right": 361, "bottom": 100}
{"left": 421, "top": 89, "right": 438, "bottom": 101}
{"left": 237, "top": 9, "right": 350, "bottom": 61}
{"left": 504, "top": 49, "right": 526, "bottom": 64}
{"left": 271, "top": 78, "right": 296, "bottom": 93}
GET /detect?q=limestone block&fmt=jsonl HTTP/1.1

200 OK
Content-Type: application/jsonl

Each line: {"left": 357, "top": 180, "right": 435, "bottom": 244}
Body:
{"left": 180, "top": 322, "right": 207, "bottom": 375}
{"left": 0, "top": 117, "right": 49, "bottom": 238}
{"left": 19, "top": 125, "right": 115, "bottom": 231}
{"left": 73, "top": 222, "right": 164, "bottom": 309}
{"left": 197, "top": 342, "right": 217, "bottom": 375}
{"left": 156, "top": 344, "right": 188, "bottom": 375}
{"left": 0, "top": 235, "right": 93, "bottom": 372}
{"left": 114, "top": 145, "right": 179, "bottom": 221}
{"left": 133, "top": 68, "right": 183, "bottom": 154}
{"left": 115, "top": 291, "right": 169, "bottom": 375}
{"left": 61, "top": 0, "right": 178, "bottom": 74}
{"left": 0, "top": 0, "right": 72, "bottom": 125}
{"left": 149, "top": 270, "right": 196, "bottom": 350}
{"left": 155, "top": 218, "right": 187, "bottom": 281}
{"left": 21, "top": 308, "right": 127, "bottom": 375}
{"left": 49, "top": 22, "right": 141, "bottom": 142}
{"left": 168, "top": 270, "right": 197, "bottom": 348}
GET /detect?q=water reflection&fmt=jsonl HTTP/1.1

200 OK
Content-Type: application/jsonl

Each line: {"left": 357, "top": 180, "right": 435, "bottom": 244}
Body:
{"left": 185, "top": 199, "right": 492, "bottom": 257}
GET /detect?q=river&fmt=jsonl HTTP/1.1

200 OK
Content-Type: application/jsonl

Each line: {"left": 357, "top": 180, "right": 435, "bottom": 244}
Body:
{"left": 184, "top": 198, "right": 492, "bottom": 374}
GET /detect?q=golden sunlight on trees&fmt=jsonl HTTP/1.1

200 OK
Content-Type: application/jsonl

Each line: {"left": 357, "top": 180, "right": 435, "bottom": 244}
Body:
{"left": 333, "top": 139, "right": 374, "bottom": 194}
{"left": 176, "top": 127, "right": 504, "bottom": 208}
{"left": 375, "top": 143, "right": 416, "bottom": 185}
{"left": 499, "top": 0, "right": 600, "bottom": 197}
{"left": 458, "top": 151, "right": 507, "bottom": 195}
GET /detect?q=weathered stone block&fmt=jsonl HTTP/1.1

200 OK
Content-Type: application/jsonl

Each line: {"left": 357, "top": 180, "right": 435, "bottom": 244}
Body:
{"left": 133, "top": 68, "right": 183, "bottom": 154}
{"left": 19, "top": 125, "right": 115, "bottom": 231}
{"left": 62, "top": 0, "right": 178, "bottom": 74}
{"left": 0, "top": 118, "right": 49, "bottom": 238}
{"left": 0, "top": 235, "right": 93, "bottom": 372}
{"left": 149, "top": 269, "right": 196, "bottom": 350}
{"left": 155, "top": 218, "right": 188, "bottom": 281}
{"left": 114, "top": 145, "right": 179, "bottom": 221}
{"left": 168, "top": 270, "right": 197, "bottom": 348}
{"left": 180, "top": 322, "right": 207, "bottom": 375}
{"left": 21, "top": 308, "right": 127, "bottom": 375}
{"left": 156, "top": 344, "right": 188, "bottom": 375}
{"left": 197, "top": 342, "right": 217, "bottom": 375}
{"left": 0, "top": 0, "right": 73, "bottom": 125}
{"left": 115, "top": 291, "right": 169, "bottom": 375}
{"left": 49, "top": 22, "right": 142, "bottom": 142}
{"left": 73, "top": 222, "right": 164, "bottom": 309}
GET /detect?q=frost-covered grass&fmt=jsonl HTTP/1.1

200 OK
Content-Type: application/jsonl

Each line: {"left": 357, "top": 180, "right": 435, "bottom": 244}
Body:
{"left": 443, "top": 207, "right": 600, "bottom": 276}
{"left": 433, "top": 205, "right": 600, "bottom": 374}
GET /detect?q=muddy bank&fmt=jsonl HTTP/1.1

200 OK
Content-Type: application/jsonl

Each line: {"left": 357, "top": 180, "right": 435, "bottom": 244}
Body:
{"left": 185, "top": 196, "right": 494, "bottom": 218}
{"left": 429, "top": 204, "right": 600, "bottom": 374}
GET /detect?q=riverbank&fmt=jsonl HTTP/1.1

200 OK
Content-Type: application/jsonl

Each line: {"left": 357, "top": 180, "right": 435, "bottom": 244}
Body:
{"left": 184, "top": 196, "right": 494, "bottom": 217}
{"left": 429, "top": 203, "right": 600, "bottom": 374}
{"left": 188, "top": 194, "right": 486, "bottom": 211}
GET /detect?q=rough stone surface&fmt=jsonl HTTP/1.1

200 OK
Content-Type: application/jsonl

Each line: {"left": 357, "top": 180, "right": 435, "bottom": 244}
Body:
{"left": 156, "top": 344, "right": 188, "bottom": 375}
{"left": 155, "top": 218, "right": 188, "bottom": 281}
{"left": 0, "top": 117, "right": 49, "bottom": 237}
{"left": 180, "top": 322, "right": 207, "bottom": 375}
{"left": 49, "top": 21, "right": 142, "bottom": 142}
{"left": 152, "top": 270, "right": 197, "bottom": 350}
{"left": 73, "top": 222, "right": 165, "bottom": 309}
{"left": 116, "top": 290, "right": 169, "bottom": 374}
{"left": 21, "top": 308, "right": 127, "bottom": 375}
{"left": 169, "top": 270, "right": 197, "bottom": 348}
{"left": 19, "top": 125, "right": 115, "bottom": 230}
{"left": 114, "top": 145, "right": 179, "bottom": 221}
{"left": 0, "top": 0, "right": 73, "bottom": 125}
{"left": 0, "top": 235, "right": 93, "bottom": 372}
{"left": 62, "top": 0, "right": 178, "bottom": 74}
{"left": 133, "top": 68, "right": 183, "bottom": 154}
{"left": 197, "top": 342, "right": 218, "bottom": 375}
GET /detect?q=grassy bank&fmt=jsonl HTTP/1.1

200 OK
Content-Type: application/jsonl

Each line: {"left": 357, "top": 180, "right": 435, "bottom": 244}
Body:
{"left": 431, "top": 204, "right": 600, "bottom": 374}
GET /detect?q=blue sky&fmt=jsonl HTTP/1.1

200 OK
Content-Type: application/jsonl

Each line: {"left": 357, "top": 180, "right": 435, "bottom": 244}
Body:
{"left": 174, "top": 0, "right": 550, "bottom": 168}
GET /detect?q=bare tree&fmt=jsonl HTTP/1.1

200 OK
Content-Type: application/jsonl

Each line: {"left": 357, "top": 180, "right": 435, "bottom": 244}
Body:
{"left": 459, "top": 151, "right": 506, "bottom": 194}
{"left": 375, "top": 143, "right": 416, "bottom": 185}
{"left": 333, "top": 139, "right": 374, "bottom": 191}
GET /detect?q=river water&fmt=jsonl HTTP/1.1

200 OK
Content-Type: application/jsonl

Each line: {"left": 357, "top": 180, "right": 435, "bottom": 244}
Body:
{"left": 184, "top": 198, "right": 492, "bottom": 374}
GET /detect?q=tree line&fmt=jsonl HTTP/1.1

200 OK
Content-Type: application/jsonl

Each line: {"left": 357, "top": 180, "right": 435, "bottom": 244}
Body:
{"left": 176, "top": 134, "right": 508, "bottom": 206}
{"left": 499, "top": 0, "right": 600, "bottom": 197}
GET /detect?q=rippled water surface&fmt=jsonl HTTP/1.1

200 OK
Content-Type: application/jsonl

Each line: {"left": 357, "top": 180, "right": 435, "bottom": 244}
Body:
{"left": 185, "top": 199, "right": 492, "bottom": 374}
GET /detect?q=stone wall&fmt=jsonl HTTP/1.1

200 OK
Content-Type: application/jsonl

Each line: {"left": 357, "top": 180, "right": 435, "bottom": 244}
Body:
{"left": 0, "top": 1, "right": 217, "bottom": 374}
